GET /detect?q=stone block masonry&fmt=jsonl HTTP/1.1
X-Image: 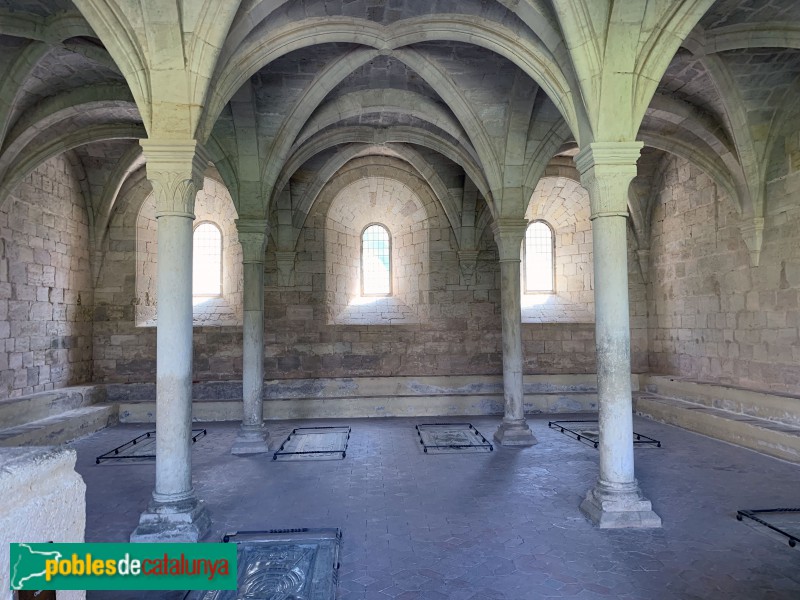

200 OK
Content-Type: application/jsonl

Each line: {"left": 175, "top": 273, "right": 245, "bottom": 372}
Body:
{"left": 648, "top": 155, "right": 800, "bottom": 393}
{"left": 0, "top": 156, "right": 93, "bottom": 399}
{"left": 4, "top": 155, "right": 651, "bottom": 390}
{"left": 88, "top": 158, "right": 652, "bottom": 384}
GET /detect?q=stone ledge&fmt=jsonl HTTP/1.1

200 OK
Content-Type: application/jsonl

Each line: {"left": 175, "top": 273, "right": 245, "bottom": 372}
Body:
{"left": 640, "top": 374, "right": 800, "bottom": 427}
{"left": 112, "top": 374, "right": 619, "bottom": 422}
{"left": 634, "top": 392, "right": 800, "bottom": 463}
{"left": 0, "top": 405, "right": 118, "bottom": 447}
{"left": 0, "top": 384, "right": 107, "bottom": 429}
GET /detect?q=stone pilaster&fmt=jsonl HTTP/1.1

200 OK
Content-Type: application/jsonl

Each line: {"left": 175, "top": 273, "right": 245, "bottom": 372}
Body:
{"left": 231, "top": 218, "right": 270, "bottom": 455}
{"left": 575, "top": 142, "right": 661, "bottom": 529}
{"left": 492, "top": 218, "right": 537, "bottom": 446}
{"left": 131, "top": 139, "right": 211, "bottom": 543}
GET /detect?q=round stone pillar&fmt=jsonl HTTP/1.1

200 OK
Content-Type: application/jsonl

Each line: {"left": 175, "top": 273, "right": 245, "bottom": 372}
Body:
{"left": 492, "top": 219, "right": 537, "bottom": 446}
{"left": 575, "top": 142, "right": 661, "bottom": 529}
{"left": 130, "top": 139, "right": 211, "bottom": 543}
{"left": 231, "top": 219, "right": 270, "bottom": 455}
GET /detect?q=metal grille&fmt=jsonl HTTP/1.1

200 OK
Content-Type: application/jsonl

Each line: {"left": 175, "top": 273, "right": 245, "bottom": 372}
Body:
{"left": 186, "top": 529, "right": 342, "bottom": 600}
{"left": 416, "top": 423, "right": 494, "bottom": 453}
{"left": 361, "top": 224, "right": 391, "bottom": 295}
{"left": 95, "top": 429, "right": 207, "bottom": 464}
{"left": 737, "top": 509, "right": 800, "bottom": 547}
{"left": 548, "top": 420, "right": 661, "bottom": 449}
{"left": 525, "top": 221, "right": 554, "bottom": 292}
{"left": 193, "top": 222, "right": 222, "bottom": 296}
{"left": 273, "top": 426, "right": 351, "bottom": 461}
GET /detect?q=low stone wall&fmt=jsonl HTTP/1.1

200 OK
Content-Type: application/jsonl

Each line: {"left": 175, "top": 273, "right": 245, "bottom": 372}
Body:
{"left": 0, "top": 384, "right": 106, "bottom": 428}
{"left": 109, "top": 374, "right": 634, "bottom": 422}
{"left": 640, "top": 374, "right": 800, "bottom": 426}
{"left": 0, "top": 446, "right": 86, "bottom": 600}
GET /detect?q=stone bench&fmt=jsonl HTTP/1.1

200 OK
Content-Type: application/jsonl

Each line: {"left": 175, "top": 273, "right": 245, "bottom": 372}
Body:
{"left": 108, "top": 374, "right": 623, "bottom": 423}
{"left": 635, "top": 375, "right": 800, "bottom": 463}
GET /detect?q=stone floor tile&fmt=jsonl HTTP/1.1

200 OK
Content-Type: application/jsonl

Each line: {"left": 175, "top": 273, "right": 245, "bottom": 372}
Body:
{"left": 71, "top": 415, "right": 800, "bottom": 600}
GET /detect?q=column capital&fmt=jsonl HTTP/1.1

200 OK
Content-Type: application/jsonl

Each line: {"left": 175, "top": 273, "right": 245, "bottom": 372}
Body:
{"left": 236, "top": 219, "right": 270, "bottom": 264}
{"left": 575, "top": 142, "right": 642, "bottom": 220}
{"left": 141, "top": 139, "right": 210, "bottom": 219}
{"left": 491, "top": 218, "right": 528, "bottom": 261}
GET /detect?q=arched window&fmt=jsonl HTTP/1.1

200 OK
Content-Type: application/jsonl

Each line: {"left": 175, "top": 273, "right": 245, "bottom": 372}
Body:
{"left": 361, "top": 223, "right": 391, "bottom": 296}
{"left": 524, "top": 220, "right": 554, "bottom": 292}
{"left": 193, "top": 221, "right": 222, "bottom": 296}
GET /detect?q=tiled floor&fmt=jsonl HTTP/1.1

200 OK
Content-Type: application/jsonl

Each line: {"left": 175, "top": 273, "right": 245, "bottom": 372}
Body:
{"left": 71, "top": 414, "right": 800, "bottom": 599}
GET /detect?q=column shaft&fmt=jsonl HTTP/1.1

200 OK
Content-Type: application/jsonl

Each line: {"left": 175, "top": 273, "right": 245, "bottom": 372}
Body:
{"left": 499, "top": 256, "right": 525, "bottom": 423}
{"left": 492, "top": 219, "right": 537, "bottom": 446}
{"left": 592, "top": 215, "right": 635, "bottom": 486}
{"left": 241, "top": 261, "right": 265, "bottom": 429}
{"left": 130, "top": 139, "right": 211, "bottom": 542}
{"left": 231, "top": 220, "right": 270, "bottom": 455}
{"left": 575, "top": 141, "right": 660, "bottom": 529}
{"left": 153, "top": 214, "right": 194, "bottom": 500}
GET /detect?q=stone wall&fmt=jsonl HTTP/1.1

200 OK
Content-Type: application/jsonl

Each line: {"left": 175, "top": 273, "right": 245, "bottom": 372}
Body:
{"left": 91, "top": 157, "right": 651, "bottom": 385}
{"left": 648, "top": 155, "right": 800, "bottom": 392}
{"left": 323, "top": 162, "right": 432, "bottom": 324}
{"left": 0, "top": 156, "right": 93, "bottom": 399}
{"left": 135, "top": 175, "right": 243, "bottom": 326}
{"left": 523, "top": 176, "right": 595, "bottom": 323}
{"left": 259, "top": 159, "right": 648, "bottom": 380}
{"left": 93, "top": 172, "right": 241, "bottom": 384}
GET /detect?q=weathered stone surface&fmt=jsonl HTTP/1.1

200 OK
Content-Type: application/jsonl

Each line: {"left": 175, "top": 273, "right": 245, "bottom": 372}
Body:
{"left": 0, "top": 156, "right": 93, "bottom": 399}
{"left": 0, "top": 446, "right": 86, "bottom": 600}
{"left": 649, "top": 155, "right": 800, "bottom": 393}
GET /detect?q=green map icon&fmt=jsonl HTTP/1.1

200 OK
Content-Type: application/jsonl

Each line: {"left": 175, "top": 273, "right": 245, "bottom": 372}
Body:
{"left": 10, "top": 543, "right": 63, "bottom": 590}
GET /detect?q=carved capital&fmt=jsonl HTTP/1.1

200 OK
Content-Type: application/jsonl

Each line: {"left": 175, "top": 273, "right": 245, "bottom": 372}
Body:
{"left": 236, "top": 219, "right": 269, "bottom": 264}
{"left": 275, "top": 251, "right": 296, "bottom": 286}
{"left": 458, "top": 250, "right": 479, "bottom": 285}
{"left": 636, "top": 247, "right": 651, "bottom": 284}
{"left": 491, "top": 218, "right": 527, "bottom": 262}
{"left": 141, "top": 139, "right": 209, "bottom": 219}
{"left": 740, "top": 217, "right": 765, "bottom": 267}
{"left": 575, "top": 142, "right": 641, "bottom": 220}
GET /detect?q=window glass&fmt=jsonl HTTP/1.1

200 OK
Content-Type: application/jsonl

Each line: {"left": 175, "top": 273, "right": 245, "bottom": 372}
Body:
{"left": 193, "top": 222, "right": 222, "bottom": 296}
{"left": 525, "top": 221, "right": 554, "bottom": 292}
{"left": 361, "top": 224, "right": 391, "bottom": 295}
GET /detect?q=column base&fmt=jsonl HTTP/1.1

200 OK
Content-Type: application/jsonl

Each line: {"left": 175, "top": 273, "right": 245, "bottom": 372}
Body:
{"left": 580, "top": 480, "right": 662, "bottom": 529}
{"left": 231, "top": 424, "right": 270, "bottom": 455}
{"left": 493, "top": 420, "right": 538, "bottom": 446}
{"left": 130, "top": 495, "right": 211, "bottom": 543}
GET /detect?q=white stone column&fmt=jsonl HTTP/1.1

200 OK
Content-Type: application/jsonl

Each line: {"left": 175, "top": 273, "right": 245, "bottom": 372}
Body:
{"left": 131, "top": 140, "right": 211, "bottom": 542}
{"left": 575, "top": 142, "right": 661, "bottom": 529}
{"left": 492, "top": 219, "right": 537, "bottom": 446}
{"left": 231, "top": 219, "right": 270, "bottom": 454}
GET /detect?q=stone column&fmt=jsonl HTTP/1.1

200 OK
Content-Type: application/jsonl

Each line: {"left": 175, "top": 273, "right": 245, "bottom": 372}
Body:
{"left": 492, "top": 219, "right": 537, "bottom": 446}
{"left": 575, "top": 142, "right": 661, "bottom": 528}
{"left": 231, "top": 219, "right": 270, "bottom": 454}
{"left": 131, "top": 139, "right": 211, "bottom": 542}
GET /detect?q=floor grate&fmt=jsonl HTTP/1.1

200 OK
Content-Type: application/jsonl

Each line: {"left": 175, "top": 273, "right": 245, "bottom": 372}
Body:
{"left": 273, "top": 426, "right": 351, "bottom": 461}
{"left": 185, "top": 528, "right": 341, "bottom": 600}
{"left": 737, "top": 508, "right": 800, "bottom": 548}
{"left": 95, "top": 429, "right": 207, "bottom": 464}
{"left": 548, "top": 420, "right": 661, "bottom": 449}
{"left": 416, "top": 423, "right": 493, "bottom": 454}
